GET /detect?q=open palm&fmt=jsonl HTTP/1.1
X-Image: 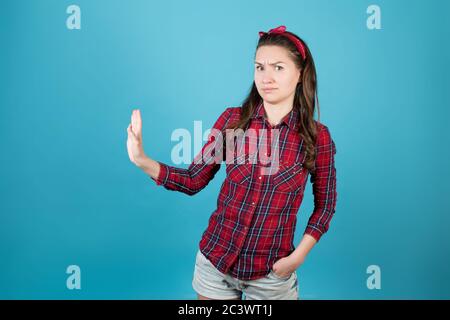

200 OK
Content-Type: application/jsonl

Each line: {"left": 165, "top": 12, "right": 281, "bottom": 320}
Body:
{"left": 127, "top": 109, "right": 146, "bottom": 165}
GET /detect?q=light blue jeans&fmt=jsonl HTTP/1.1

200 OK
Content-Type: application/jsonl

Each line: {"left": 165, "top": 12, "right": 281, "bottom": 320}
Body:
{"left": 192, "top": 249, "right": 299, "bottom": 300}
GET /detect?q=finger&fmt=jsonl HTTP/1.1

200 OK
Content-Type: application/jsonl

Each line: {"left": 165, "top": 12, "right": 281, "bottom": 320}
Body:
{"left": 132, "top": 109, "right": 141, "bottom": 136}
{"left": 134, "top": 109, "right": 142, "bottom": 134}
{"left": 131, "top": 109, "right": 138, "bottom": 134}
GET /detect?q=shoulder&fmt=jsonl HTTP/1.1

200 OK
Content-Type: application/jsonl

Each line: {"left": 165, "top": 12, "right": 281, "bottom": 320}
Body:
{"left": 211, "top": 105, "right": 242, "bottom": 129}
{"left": 217, "top": 105, "right": 242, "bottom": 122}
{"left": 314, "top": 120, "right": 336, "bottom": 153}
{"left": 224, "top": 105, "right": 242, "bottom": 118}
{"left": 314, "top": 120, "right": 329, "bottom": 132}
{"left": 314, "top": 120, "right": 333, "bottom": 138}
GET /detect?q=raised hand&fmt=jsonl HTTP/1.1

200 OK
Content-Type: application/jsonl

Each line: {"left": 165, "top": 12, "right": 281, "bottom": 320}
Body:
{"left": 127, "top": 109, "right": 147, "bottom": 166}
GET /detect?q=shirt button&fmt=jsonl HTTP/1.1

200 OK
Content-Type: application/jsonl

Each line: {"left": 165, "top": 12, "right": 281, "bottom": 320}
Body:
{"left": 258, "top": 176, "right": 262, "bottom": 180}
{"left": 251, "top": 202, "right": 255, "bottom": 205}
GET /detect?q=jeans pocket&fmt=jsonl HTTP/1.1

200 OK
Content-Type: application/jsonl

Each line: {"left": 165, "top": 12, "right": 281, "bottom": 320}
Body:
{"left": 269, "top": 269, "right": 292, "bottom": 281}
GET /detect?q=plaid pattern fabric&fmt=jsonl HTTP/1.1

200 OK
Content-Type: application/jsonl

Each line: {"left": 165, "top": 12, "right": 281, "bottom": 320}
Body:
{"left": 152, "top": 101, "right": 337, "bottom": 280}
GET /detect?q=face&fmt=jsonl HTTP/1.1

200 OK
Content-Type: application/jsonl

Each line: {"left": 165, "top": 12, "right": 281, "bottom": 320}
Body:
{"left": 254, "top": 45, "right": 301, "bottom": 106}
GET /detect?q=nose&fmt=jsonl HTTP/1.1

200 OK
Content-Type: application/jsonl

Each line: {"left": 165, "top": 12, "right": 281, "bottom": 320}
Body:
{"left": 255, "top": 66, "right": 275, "bottom": 86}
{"left": 262, "top": 72, "right": 274, "bottom": 84}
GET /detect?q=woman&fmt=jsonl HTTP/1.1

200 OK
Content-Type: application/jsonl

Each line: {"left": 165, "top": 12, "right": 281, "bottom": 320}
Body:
{"left": 126, "top": 25, "right": 337, "bottom": 300}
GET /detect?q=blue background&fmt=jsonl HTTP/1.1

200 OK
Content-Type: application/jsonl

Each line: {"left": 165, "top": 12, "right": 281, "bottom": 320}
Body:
{"left": 1, "top": 0, "right": 449, "bottom": 299}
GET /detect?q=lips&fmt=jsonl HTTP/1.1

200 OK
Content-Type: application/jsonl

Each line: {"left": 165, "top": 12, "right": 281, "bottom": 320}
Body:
{"left": 262, "top": 88, "right": 277, "bottom": 92}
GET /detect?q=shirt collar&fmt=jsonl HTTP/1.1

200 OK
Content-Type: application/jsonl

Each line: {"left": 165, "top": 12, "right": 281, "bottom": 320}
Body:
{"left": 251, "top": 100, "right": 299, "bottom": 131}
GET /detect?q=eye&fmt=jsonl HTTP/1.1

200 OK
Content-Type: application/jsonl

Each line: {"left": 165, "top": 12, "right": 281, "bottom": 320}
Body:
{"left": 255, "top": 65, "right": 263, "bottom": 71}
{"left": 275, "top": 65, "right": 284, "bottom": 71}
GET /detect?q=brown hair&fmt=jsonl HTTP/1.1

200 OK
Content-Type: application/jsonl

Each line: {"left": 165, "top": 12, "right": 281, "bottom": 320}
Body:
{"left": 227, "top": 30, "right": 320, "bottom": 174}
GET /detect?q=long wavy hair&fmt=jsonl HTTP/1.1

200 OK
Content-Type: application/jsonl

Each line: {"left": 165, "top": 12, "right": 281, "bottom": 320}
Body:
{"left": 227, "top": 30, "right": 320, "bottom": 174}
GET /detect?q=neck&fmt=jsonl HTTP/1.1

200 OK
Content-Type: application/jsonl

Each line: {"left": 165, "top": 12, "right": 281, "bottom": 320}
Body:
{"left": 263, "top": 99, "right": 294, "bottom": 126}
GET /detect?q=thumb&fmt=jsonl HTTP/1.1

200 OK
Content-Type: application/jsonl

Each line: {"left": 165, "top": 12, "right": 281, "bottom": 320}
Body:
{"left": 127, "top": 124, "right": 138, "bottom": 141}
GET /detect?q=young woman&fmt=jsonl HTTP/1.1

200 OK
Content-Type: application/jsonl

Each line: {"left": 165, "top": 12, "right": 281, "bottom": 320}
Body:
{"left": 126, "top": 25, "right": 337, "bottom": 300}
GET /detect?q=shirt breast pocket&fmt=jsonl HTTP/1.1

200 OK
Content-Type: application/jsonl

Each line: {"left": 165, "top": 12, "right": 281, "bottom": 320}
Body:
{"left": 226, "top": 152, "right": 254, "bottom": 185}
{"left": 270, "top": 160, "right": 304, "bottom": 193}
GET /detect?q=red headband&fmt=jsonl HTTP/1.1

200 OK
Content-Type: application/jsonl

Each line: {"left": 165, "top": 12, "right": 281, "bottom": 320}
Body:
{"left": 258, "top": 25, "right": 306, "bottom": 61}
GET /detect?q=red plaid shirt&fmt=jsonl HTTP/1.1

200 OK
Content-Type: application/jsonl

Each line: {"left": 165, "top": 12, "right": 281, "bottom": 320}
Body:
{"left": 151, "top": 101, "right": 337, "bottom": 280}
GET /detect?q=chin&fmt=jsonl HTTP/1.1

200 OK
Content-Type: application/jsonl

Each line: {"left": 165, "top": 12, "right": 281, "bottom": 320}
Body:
{"left": 259, "top": 93, "right": 274, "bottom": 101}
{"left": 262, "top": 96, "right": 281, "bottom": 105}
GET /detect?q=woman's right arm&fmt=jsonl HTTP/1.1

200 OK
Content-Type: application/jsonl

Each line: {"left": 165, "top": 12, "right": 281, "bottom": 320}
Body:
{"left": 127, "top": 107, "right": 233, "bottom": 195}
{"left": 134, "top": 156, "right": 161, "bottom": 181}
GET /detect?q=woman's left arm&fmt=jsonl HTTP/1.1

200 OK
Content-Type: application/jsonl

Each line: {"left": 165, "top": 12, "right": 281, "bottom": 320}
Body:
{"left": 292, "top": 124, "right": 337, "bottom": 267}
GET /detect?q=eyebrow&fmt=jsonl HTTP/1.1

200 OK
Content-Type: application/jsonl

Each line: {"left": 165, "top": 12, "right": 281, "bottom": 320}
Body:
{"left": 254, "top": 61, "right": 286, "bottom": 65}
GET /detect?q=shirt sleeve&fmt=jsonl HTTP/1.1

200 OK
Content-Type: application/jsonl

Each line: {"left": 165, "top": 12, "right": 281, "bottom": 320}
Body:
{"left": 150, "top": 107, "right": 233, "bottom": 195}
{"left": 304, "top": 124, "right": 337, "bottom": 242}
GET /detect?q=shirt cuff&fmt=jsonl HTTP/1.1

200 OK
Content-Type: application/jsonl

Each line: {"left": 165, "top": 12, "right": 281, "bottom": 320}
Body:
{"left": 151, "top": 161, "right": 169, "bottom": 186}
{"left": 304, "top": 225, "right": 324, "bottom": 242}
